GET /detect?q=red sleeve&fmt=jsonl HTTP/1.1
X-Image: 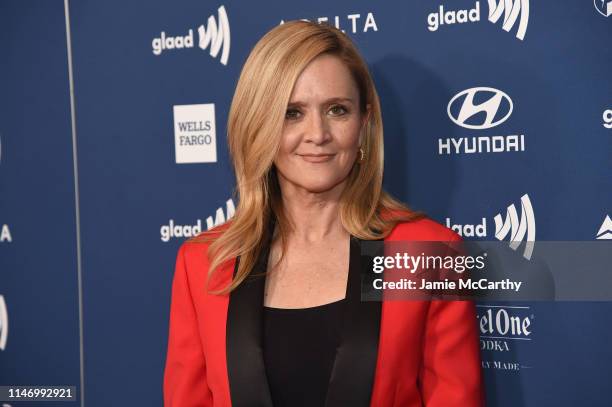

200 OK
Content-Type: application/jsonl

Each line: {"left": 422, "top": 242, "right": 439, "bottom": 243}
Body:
{"left": 418, "top": 233, "right": 485, "bottom": 406}
{"left": 163, "top": 243, "right": 214, "bottom": 406}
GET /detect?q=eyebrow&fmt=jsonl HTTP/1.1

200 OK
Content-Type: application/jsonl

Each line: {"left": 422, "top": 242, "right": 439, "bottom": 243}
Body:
{"left": 287, "top": 97, "right": 355, "bottom": 107}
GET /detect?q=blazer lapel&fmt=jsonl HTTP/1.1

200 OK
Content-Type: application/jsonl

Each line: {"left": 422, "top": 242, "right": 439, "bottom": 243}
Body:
{"left": 226, "top": 219, "right": 382, "bottom": 407}
{"left": 226, "top": 224, "right": 275, "bottom": 407}
{"left": 324, "top": 236, "right": 382, "bottom": 407}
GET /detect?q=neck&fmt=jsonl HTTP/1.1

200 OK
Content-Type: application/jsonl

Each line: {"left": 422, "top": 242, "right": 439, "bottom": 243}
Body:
{"left": 276, "top": 177, "right": 349, "bottom": 244}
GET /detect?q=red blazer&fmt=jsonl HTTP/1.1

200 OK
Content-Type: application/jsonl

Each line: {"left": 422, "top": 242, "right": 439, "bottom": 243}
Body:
{"left": 163, "top": 217, "right": 484, "bottom": 406}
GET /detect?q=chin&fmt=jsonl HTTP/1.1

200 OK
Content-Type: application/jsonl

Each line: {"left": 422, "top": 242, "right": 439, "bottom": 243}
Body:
{"left": 276, "top": 166, "right": 349, "bottom": 193}
{"left": 293, "top": 176, "right": 346, "bottom": 193}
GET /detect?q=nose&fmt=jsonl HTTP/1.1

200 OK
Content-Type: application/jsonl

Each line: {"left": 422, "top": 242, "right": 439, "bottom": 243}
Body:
{"left": 304, "top": 111, "right": 331, "bottom": 145}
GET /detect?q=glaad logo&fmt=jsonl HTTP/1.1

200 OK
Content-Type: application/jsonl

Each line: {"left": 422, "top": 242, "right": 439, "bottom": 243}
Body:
{"left": 0, "top": 295, "right": 8, "bottom": 351}
{"left": 151, "top": 5, "right": 230, "bottom": 66}
{"left": 440, "top": 87, "right": 524, "bottom": 155}
{"left": 595, "top": 0, "right": 612, "bottom": 17}
{"left": 487, "top": 0, "right": 529, "bottom": 40}
{"left": 596, "top": 215, "right": 612, "bottom": 240}
{"left": 446, "top": 194, "right": 536, "bottom": 259}
{"left": 603, "top": 109, "right": 612, "bottom": 128}
{"left": 280, "top": 12, "right": 378, "bottom": 34}
{"left": 494, "top": 194, "right": 535, "bottom": 260}
{"left": 477, "top": 305, "right": 533, "bottom": 371}
{"left": 427, "top": 0, "right": 529, "bottom": 41}
{"left": 198, "top": 5, "right": 230, "bottom": 65}
{"left": 160, "top": 199, "right": 235, "bottom": 242}
{"left": 173, "top": 103, "right": 216, "bottom": 164}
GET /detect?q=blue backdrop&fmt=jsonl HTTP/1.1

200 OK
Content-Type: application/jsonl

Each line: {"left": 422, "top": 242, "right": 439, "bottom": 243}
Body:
{"left": 1, "top": 0, "right": 611, "bottom": 406}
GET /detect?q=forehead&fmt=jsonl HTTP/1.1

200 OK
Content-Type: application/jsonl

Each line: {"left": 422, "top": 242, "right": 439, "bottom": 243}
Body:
{"left": 289, "top": 54, "right": 358, "bottom": 101}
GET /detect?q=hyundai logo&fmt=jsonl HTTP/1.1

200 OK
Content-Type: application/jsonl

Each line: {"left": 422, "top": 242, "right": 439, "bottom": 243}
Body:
{"left": 448, "top": 87, "right": 513, "bottom": 130}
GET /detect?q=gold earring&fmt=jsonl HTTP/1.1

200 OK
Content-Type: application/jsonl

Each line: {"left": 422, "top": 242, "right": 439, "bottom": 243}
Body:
{"left": 358, "top": 147, "right": 365, "bottom": 163}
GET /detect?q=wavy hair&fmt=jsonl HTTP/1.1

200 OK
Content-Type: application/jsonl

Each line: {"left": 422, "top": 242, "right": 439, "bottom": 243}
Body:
{"left": 190, "top": 20, "right": 425, "bottom": 295}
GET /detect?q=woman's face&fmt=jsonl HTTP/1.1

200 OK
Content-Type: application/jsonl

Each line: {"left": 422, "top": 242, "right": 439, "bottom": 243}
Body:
{"left": 274, "top": 53, "right": 370, "bottom": 195}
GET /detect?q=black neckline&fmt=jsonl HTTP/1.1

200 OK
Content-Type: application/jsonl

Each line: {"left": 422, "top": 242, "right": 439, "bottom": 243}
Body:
{"left": 263, "top": 296, "right": 347, "bottom": 312}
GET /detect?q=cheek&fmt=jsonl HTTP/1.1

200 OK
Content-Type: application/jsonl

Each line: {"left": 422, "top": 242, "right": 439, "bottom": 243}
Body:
{"left": 274, "top": 132, "right": 298, "bottom": 171}
{"left": 334, "top": 121, "right": 362, "bottom": 149}
{"left": 278, "top": 129, "right": 301, "bottom": 154}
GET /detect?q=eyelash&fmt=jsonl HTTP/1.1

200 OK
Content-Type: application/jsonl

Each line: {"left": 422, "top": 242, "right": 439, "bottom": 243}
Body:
{"left": 285, "top": 104, "right": 349, "bottom": 120}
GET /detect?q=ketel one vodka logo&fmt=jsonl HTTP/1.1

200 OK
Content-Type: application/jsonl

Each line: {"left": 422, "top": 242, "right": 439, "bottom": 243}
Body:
{"left": 478, "top": 306, "right": 532, "bottom": 339}
{"left": 0, "top": 295, "right": 8, "bottom": 351}
{"left": 477, "top": 304, "right": 533, "bottom": 371}
{"left": 152, "top": 5, "right": 230, "bottom": 65}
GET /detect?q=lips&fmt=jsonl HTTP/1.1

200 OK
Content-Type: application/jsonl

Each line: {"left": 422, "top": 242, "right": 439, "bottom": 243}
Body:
{"left": 299, "top": 154, "right": 335, "bottom": 163}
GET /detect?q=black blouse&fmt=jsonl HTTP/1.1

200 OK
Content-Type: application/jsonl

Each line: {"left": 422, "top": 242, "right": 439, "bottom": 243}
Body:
{"left": 262, "top": 296, "right": 348, "bottom": 407}
{"left": 225, "top": 219, "right": 382, "bottom": 406}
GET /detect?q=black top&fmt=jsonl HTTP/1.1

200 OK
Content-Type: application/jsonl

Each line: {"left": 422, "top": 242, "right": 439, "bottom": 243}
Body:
{"left": 262, "top": 297, "right": 347, "bottom": 407}
{"left": 226, "top": 227, "right": 381, "bottom": 407}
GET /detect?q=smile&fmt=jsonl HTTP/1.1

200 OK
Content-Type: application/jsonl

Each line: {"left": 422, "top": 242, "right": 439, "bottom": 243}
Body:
{"left": 299, "top": 154, "right": 335, "bottom": 163}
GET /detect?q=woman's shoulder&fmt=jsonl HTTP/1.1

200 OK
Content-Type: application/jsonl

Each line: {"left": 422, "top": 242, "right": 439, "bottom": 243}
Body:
{"left": 175, "top": 220, "right": 236, "bottom": 292}
{"left": 385, "top": 213, "right": 461, "bottom": 242}
{"left": 178, "top": 220, "right": 234, "bottom": 263}
{"left": 183, "top": 220, "right": 233, "bottom": 245}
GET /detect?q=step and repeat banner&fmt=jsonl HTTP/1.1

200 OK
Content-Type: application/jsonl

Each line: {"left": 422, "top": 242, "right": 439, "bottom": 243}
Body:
{"left": 1, "top": 0, "right": 611, "bottom": 406}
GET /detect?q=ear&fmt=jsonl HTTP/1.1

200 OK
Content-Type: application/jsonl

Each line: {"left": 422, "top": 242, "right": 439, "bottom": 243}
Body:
{"left": 359, "top": 104, "right": 372, "bottom": 145}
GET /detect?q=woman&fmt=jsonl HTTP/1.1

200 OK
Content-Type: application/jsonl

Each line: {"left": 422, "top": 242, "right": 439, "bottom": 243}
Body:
{"left": 163, "top": 20, "right": 483, "bottom": 407}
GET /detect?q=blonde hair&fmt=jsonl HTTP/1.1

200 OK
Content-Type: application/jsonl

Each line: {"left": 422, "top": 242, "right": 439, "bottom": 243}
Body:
{"left": 190, "top": 20, "right": 425, "bottom": 295}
